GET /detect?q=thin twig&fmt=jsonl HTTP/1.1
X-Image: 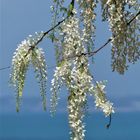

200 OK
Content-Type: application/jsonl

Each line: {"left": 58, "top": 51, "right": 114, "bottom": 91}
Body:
{"left": 0, "top": 66, "right": 10, "bottom": 71}
{"left": 106, "top": 114, "right": 112, "bottom": 129}
{"left": 87, "top": 38, "right": 112, "bottom": 57}
{"left": 127, "top": 10, "right": 140, "bottom": 25}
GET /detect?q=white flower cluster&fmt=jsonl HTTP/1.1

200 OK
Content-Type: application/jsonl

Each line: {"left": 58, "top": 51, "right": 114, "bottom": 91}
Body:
{"left": 68, "top": 91, "right": 86, "bottom": 140}
{"left": 77, "top": 0, "right": 96, "bottom": 51}
{"left": 10, "top": 32, "right": 47, "bottom": 111}
{"left": 107, "top": 0, "right": 128, "bottom": 74}
{"left": 51, "top": 15, "right": 87, "bottom": 140}
{"left": 10, "top": 40, "right": 31, "bottom": 112}
{"left": 50, "top": 61, "right": 71, "bottom": 114}
{"left": 31, "top": 47, "right": 47, "bottom": 110}
{"left": 102, "top": 0, "right": 140, "bottom": 74}
{"left": 51, "top": 15, "right": 114, "bottom": 140}
{"left": 93, "top": 81, "right": 114, "bottom": 116}
{"left": 68, "top": 68, "right": 92, "bottom": 140}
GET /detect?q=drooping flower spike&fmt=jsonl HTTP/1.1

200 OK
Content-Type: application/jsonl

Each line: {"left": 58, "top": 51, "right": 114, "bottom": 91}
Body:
{"left": 51, "top": 13, "right": 114, "bottom": 140}
{"left": 10, "top": 32, "right": 47, "bottom": 112}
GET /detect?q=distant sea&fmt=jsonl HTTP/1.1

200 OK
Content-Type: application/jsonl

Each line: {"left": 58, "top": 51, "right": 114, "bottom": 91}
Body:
{"left": 0, "top": 112, "right": 140, "bottom": 140}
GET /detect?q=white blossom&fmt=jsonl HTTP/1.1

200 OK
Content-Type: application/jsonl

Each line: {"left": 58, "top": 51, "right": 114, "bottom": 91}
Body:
{"left": 10, "top": 32, "right": 47, "bottom": 111}
{"left": 93, "top": 81, "right": 114, "bottom": 116}
{"left": 51, "top": 14, "right": 114, "bottom": 140}
{"left": 101, "top": 0, "right": 140, "bottom": 74}
{"left": 77, "top": 0, "right": 96, "bottom": 51}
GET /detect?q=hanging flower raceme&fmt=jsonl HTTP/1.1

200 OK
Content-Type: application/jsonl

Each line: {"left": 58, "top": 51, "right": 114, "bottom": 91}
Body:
{"left": 77, "top": 0, "right": 97, "bottom": 52}
{"left": 10, "top": 32, "right": 47, "bottom": 112}
{"left": 51, "top": 12, "right": 114, "bottom": 140}
{"left": 67, "top": 67, "right": 91, "bottom": 140}
{"left": 51, "top": 15, "right": 89, "bottom": 140}
{"left": 91, "top": 81, "right": 114, "bottom": 116}
{"left": 107, "top": 0, "right": 129, "bottom": 74}
{"left": 101, "top": 0, "right": 140, "bottom": 74}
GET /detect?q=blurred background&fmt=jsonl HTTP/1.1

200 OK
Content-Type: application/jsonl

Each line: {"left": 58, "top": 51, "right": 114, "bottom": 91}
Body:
{"left": 0, "top": 0, "right": 140, "bottom": 140}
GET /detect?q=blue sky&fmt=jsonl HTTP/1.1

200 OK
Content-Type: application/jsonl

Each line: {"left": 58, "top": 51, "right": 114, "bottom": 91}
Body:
{"left": 0, "top": 0, "right": 140, "bottom": 114}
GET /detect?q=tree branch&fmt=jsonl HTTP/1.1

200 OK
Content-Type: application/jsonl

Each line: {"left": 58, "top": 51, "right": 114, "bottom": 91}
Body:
{"left": 0, "top": 66, "right": 10, "bottom": 71}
